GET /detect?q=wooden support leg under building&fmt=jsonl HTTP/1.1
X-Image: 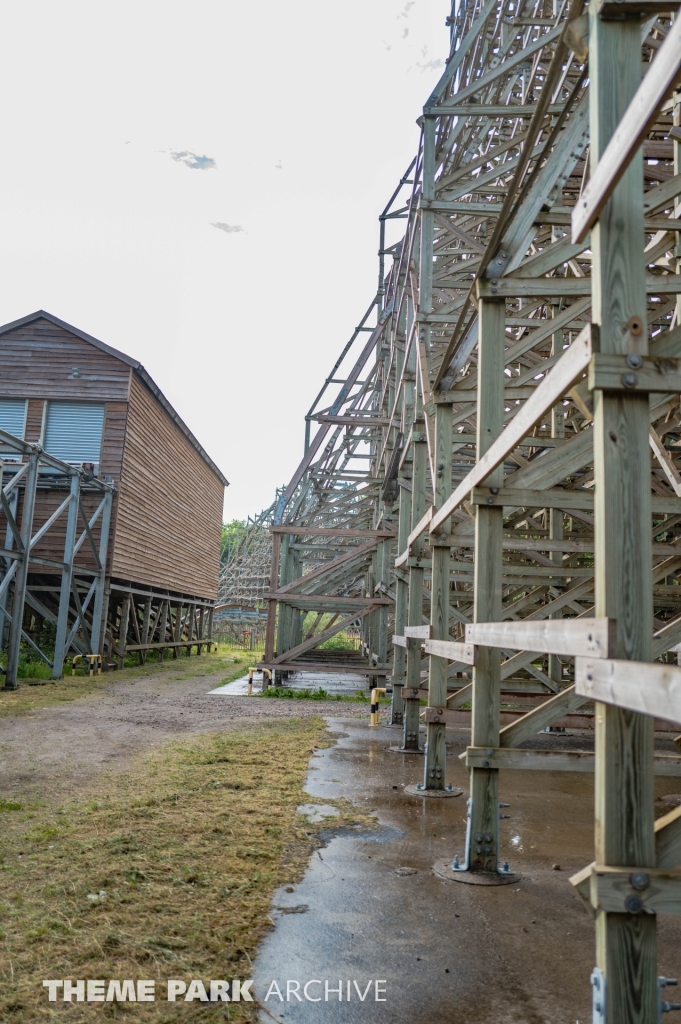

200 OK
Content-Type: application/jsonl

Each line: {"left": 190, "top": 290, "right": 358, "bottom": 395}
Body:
{"left": 4, "top": 453, "right": 39, "bottom": 690}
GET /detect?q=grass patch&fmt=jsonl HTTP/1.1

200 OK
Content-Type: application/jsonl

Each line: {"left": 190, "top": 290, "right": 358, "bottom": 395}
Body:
{"left": 0, "top": 718, "right": 362, "bottom": 1021}
{"left": 0, "top": 647, "right": 250, "bottom": 720}
{"left": 254, "top": 687, "right": 388, "bottom": 704}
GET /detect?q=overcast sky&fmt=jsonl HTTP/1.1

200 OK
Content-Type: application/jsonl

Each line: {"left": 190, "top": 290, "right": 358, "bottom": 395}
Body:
{"left": 0, "top": 0, "right": 449, "bottom": 522}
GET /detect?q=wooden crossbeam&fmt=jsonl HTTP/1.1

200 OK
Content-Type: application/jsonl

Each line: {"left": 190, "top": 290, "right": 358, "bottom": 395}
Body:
{"left": 461, "top": 746, "right": 681, "bottom": 775}
{"left": 477, "top": 273, "right": 681, "bottom": 298}
{"left": 465, "top": 617, "right": 615, "bottom": 658}
{"left": 270, "top": 527, "right": 395, "bottom": 538}
{"left": 423, "top": 638, "right": 476, "bottom": 664}
{"left": 576, "top": 656, "right": 681, "bottom": 726}
{"left": 404, "top": 624, "right": 431, "bottom": 639}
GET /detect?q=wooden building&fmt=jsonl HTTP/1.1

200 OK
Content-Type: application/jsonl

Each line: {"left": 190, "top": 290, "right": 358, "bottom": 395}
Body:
{"left": 0, "top": 310, "right": 228, "bottom": 671}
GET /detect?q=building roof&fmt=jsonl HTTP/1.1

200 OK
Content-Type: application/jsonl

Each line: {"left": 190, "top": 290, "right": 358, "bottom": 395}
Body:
{"left": 0, "top": 310, "right": 229, "bottom": 488}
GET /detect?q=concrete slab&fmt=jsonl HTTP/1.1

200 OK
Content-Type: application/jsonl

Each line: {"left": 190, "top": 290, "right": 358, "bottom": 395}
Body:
{"left": 209, "top": 670, "right": 371, "bottom": 697}
{"left": 253, "top": 718, "right": 681, "bottom": 1023}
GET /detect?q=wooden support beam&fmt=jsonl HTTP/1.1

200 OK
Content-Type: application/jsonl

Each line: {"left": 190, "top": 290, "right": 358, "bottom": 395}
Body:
{"left": 498, "top": 684, "right": 588, "bottom": 747}
{"left": 467, "top": 294, "right": 505, "bottom": 873}
{"left": 270, "top": 526, "right": 395, "bottom": 538}
{"left": 655, "top": 805, "right": 681, "bottom": 869}
{"left": 270, "top": 605, "right": 379, "bottom": 665}
{"left": 590, "top": 864, "right": 681, "bottom": 916}
{"left": 589, "top": 353, "right": 681, "bottom": 394}
{"left": 477, "top": 273, "right": 681, "bottom": 298}
{"left": 590, "top": 8, "right": 657, "bottom": 1016}
{"left": 572, "top": 14, "right": 681, "bottom": 243}
{"left": 576, "top": 656, "right": 681, "bottom": 726}
{"left": 462, "top": 746, "right": 681, "bottom": 774}
{"left": 427, "top": 324, "right": 596, "bottom": 538}
{"left": 272, "top": 537, "right": 382, "bottom": 597}
{"left": 405, "top": 624, "right": 431, "bottom": 639}
{"left": 466, "top": 618, "right": 615, "bottom": 658}
{"left": 423, "top": 638, "right": 476, "bottom": 664}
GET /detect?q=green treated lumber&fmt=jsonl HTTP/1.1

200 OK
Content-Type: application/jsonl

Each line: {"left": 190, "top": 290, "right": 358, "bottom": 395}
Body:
{"left": 590, "top": 11, "right": 657, "bottom": 1021}
{"left": 467, "top": 297, "right": 505, "bottom": 873}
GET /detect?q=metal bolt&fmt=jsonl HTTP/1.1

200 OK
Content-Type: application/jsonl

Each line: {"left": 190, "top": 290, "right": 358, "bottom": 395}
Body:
{"left": 626, "top": 352, "right": 643, "bottom": 369}
{"left": 474, "top": 845, "right": 482, "bottom": 854}
{"left": 630, "top": 871, "right": 649, "bottom": 891}
{"left": 622, "top": 372, "right": 638, "bottom": 388}
{"left": 487, "top": 497, "right": 494, "bottom": 504}
{"left": 490, "top": 487, "right": 499, "bottom": 494}
{"left": 483, "top": 833, "right": 492, "bottom": 843}
{"left": 485, "top": 748, "right": 494, "bottom": 757}
{"left": 474, "top": 832, "right": 483, "bottom": 842}
{"left": 625, "top": 893, "right": 643, "bottom": 913}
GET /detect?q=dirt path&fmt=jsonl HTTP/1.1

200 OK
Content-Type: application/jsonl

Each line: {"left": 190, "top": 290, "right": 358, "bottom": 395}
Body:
{"left": 0, "top": 662, "right": 369, "bottom": 799}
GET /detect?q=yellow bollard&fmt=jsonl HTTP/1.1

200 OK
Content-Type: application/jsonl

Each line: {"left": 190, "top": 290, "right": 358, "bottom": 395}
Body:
{"left": 72, "top": 654, "right": 102, "bottom": 677}
{"left": 247, "top": 667, "right": 272, "bottom": 694}
{"left": 369, "top": 687, "right": 387, "bottom": 727}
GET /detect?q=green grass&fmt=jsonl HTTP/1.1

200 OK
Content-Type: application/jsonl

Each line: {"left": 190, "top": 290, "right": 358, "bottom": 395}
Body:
{"left": 0, "top": 719, "right": 361, "bottom": 1022}
{"left": 0, "top": 646, "right": 250, "bottom": 720}
{"left": 254, "top": 686, "right": 390, "bottom": 704}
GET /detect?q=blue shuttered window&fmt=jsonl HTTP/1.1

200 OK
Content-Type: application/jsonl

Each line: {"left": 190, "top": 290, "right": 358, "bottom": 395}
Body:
{"left": 0, "top": 399, "right": 27, "bottom": 441}
{"left": 44, "top": 402, "right": 105, "bottom": 463}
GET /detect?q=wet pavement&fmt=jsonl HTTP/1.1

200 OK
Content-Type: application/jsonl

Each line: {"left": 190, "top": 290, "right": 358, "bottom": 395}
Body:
{"left": 254, "top": 719, "right": 681, "bottom": 1024}
{"left": 211, "top": 670, "right": 371, "bottom": 697}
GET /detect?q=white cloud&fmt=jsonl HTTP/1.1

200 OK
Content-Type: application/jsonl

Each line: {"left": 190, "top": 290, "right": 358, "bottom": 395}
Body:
{"left": 211, "top": 222, "right": 244, "bottom": 234}
{"left": 170, "top": 150, "right": 217, "bottom": 171}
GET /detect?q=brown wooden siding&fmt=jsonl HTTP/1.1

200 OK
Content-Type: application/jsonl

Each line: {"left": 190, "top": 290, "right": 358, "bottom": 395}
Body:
{"left": 111, "top": 374, "right": 223, "bottom": 599}
{"left": 0, "top": 320, "right": 131, "bottom": 401}
{"left": 0, "top": 316, "right": 224, "bottom": 599}
{"left": 24, "top": 399, "right": 45, "bottom": 444}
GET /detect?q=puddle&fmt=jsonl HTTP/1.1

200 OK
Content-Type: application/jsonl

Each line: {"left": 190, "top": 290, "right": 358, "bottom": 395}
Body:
{"left": 316, "top": 823, "right": 405, "bottom": 845}
{"left": 297, "top": 803, "right": 340, "bottom": 823}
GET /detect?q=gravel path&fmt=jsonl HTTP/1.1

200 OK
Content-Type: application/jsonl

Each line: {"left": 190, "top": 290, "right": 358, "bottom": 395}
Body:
{"left": 0, "top": 665, "right": 370, "bottom": 799}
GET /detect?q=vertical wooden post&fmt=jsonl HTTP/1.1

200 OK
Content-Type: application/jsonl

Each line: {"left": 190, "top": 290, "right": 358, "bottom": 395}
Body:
{"left": 4, "top": 452, "right": 39, "bottom": 689}
{"left": 402, "top": 420, "right": 427, "bottom": 751}
{"left": 277, "top": 534, "right": 292, "bottom": 656}
{"left": 140, "top": 597, "right": 152, "bottom": 665}
{"left": 52, "top": 473, "right": 80, "bottom": 679}
{"left": 185, "top": 602, "right": 194, "bottom": 657}
{"left": 173, "top": 599, "right": 183, "bottom": 658}
{"left": 156, "top": 600, "right": 169, "bottom": 663}
{"left": 590, "top": 10, "right": 656, "bottom": 1021}
{"left": 117, "top": 594, "right": 131, "bottom": 671}
{"left": 549, "top": 312, "right": 565, "bottom": 686}
{"left": 90, "top": 487, "right": 113, "bottom": 659}
{"left": 375, "top": 539, "right": 390, "bottom": 669}
{"left": 424, "top": 394, "right": 453, "bottom": 790}
{"left": 467, "top": 296, "right": 505, "bottom": 872}
{"left": 391, "top": 469, "right": 411, "bottom": 725}
{"left": 265, "top": 532, "right": 281, "bottom": 662}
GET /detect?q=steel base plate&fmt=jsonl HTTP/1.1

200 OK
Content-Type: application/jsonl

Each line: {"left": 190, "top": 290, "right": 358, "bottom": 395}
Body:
{"left": 432, "top": 859, "right": 520, "bottom": 884}
{"left": 404, "top": 784, "right": 463, "bottom": 798}
{"left": 389, "top": 745, "right": 425, "bottom": 754}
